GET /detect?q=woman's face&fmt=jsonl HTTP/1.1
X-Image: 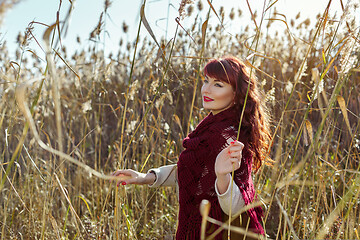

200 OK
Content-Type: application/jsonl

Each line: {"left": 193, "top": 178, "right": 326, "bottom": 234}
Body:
{"left": 201, "top": 75, "right": 235, "bottom": 115}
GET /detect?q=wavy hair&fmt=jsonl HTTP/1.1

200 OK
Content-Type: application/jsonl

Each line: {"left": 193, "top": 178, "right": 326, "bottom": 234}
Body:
{"left": 204, "top": 56, "right": 272, "bottom": 171}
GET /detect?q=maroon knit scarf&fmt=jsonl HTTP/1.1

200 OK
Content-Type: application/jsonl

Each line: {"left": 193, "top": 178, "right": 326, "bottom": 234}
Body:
{"left": 176, "top": 107, "right": 264, "bottom": 239}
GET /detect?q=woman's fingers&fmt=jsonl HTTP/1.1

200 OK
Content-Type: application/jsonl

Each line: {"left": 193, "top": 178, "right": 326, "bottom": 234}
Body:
{"left": 228, "top": 149, "right": 242, "bottom": 160}
{"left": 115, "top": 174, "right": 133, "bottom": 181}
{"left": 230, "top": 140, "right": 244, "bottom": 147}
{"left": 114, "top": 174, "right": 132, "bottom": 186}
{"left": 228, "top": 141, "right": 243, "bottom": 170}
{"left": 110, "top": 169, "right": 137, "bottom": 186}
{"left": 229, "top": 157, "right": 241, "bottom": 170}
{"left": 112, "top": 169, "right": 131, "bottom": 177}
{"left": 229, "top": 151, "right": 242, "bottom": 158}
{"left": 228, "top": 141, "right": 244, "bottom": 160}
{"left": 111, "top": 169, "right": 148, "bottom": 186}
{"left": 229, "top": 144, "right": 244, "bottom": 153}
{"left": 228, "top": 145, "right": 243, "bottom": 152}
{"left": 215, "top": 141, "right": 244, "bottom": 176}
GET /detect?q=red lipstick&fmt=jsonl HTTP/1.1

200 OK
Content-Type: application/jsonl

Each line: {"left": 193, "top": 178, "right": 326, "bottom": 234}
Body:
{"left": 203, "top": 96, "right": 214, "bottom": 102}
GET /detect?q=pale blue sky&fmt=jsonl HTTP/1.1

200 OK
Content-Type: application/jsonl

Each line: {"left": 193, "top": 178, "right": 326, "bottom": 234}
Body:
{"left": 1, "top": 0, "right": 352, "bottom": 62}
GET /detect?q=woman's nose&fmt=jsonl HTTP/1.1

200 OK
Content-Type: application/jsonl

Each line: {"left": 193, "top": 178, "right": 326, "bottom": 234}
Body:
{"left": 202, "top": 83, "right": 210, "bottom": 93}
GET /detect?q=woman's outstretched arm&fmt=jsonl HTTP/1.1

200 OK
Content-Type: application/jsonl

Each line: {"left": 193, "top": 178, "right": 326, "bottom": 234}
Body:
{"left": 111, "top": 164, "right": 177, "bottom": 187}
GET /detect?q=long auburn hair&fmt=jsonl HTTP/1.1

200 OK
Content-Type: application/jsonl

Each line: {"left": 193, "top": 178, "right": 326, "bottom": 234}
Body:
{"left": 204, "top": 56, "right": 272, "bottom": 171}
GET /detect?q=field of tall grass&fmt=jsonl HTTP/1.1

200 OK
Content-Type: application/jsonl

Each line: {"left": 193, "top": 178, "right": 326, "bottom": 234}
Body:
{"left": 0, "top": 0, "right": 359, "bottom": 239}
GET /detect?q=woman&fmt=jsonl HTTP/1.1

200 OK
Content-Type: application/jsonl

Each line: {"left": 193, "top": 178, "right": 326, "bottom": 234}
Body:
{"left": 112, "top": 56, "right": 271, "bottom": 239}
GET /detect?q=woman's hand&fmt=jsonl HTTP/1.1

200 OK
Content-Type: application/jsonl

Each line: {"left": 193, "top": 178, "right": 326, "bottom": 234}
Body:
{"left": 215, "top": 140, "right": 244, "bottom": 194}
{"left": 111, "top": 169, "right": 156, "bottom": 187}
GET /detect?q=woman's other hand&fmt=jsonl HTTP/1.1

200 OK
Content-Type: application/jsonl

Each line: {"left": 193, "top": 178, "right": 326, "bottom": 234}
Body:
{"left": 214, "top": 140, "right": 244, "bottom": 194}
{"left": 111, "top": 169, "right": 156, "bottom": 186}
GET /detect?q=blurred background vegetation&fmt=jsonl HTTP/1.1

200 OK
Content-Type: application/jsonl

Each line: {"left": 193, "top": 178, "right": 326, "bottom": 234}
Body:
{"left": 0, "top": 0, "right": 359, "bottom": 239}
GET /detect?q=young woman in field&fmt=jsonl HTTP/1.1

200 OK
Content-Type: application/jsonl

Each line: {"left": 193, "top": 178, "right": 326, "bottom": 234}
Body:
{"left": 112, "top": 56, "right": 271, "bottom": 239}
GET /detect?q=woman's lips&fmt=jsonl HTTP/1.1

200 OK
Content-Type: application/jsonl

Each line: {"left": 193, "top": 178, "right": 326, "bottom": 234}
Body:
{"left": 203, "top": 96, "right": 214, "bottom": 102}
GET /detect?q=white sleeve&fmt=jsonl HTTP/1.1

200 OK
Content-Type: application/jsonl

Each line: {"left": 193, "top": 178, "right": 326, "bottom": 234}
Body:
{"left": 147, "top": 164, "right": 177, "bottom": 188}
{"left": 215, "top": 178, "right": 245, "bottom": 216}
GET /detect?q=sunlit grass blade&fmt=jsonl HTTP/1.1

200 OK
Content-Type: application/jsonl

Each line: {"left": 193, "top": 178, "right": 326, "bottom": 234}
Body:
{"left": 337, "top": 95, "right": 353, "bottom": 137}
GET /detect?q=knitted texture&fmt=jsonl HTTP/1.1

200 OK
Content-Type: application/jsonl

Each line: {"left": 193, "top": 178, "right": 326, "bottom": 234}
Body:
{"left": 176, "top": 107, "right": 264, "bottom": 239}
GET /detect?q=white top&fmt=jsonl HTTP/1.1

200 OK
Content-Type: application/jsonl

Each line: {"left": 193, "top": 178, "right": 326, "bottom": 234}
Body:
{"left": 147, "top": 164, "right": 245, "bottom": 216}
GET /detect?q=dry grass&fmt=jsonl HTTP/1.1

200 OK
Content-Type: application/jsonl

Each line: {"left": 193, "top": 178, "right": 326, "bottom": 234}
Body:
{"left": 0, "top": 0, "right": 360, "bottom": 239}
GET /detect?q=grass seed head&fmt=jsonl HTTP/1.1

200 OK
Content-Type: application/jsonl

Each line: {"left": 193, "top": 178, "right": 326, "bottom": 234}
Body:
{"left": 179, "top": 0, "right": 194, "bottom": 19}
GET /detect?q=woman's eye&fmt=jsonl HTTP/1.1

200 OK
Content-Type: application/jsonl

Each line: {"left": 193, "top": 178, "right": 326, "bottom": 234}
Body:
{"left": 215, "top": 83, "right": 223, "bottom": 87}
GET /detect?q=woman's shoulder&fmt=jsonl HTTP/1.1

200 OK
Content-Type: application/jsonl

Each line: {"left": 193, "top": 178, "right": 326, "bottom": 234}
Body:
{"left": 202, "top": 122, "right": 238, "bottom": 150}
{"left": 210, "top": 119, "right": 238, "bottom": 138}
{"left": 208, "top": 121, "right": 252, "bottom": 150}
